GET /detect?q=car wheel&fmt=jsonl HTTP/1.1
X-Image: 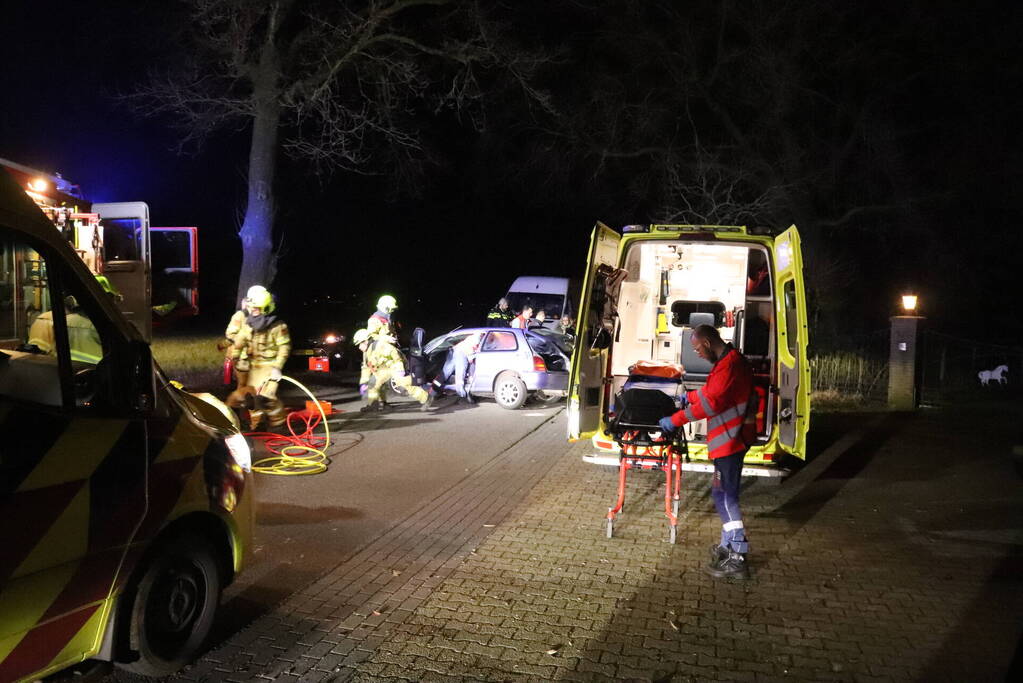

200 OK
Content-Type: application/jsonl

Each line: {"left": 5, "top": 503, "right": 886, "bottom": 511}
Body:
{"left": 116, "top": 534, "right": 223, "bottom": 677}
{"left": 532, "top": 390, "right": 564, "bottom": 405}
{"left": 494, "top": 372, "right": 528, "bottom": 410}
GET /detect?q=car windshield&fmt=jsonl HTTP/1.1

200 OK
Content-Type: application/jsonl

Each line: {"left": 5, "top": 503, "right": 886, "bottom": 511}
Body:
{"left": 505, "top": 292, "right": 566, "bottom": 318}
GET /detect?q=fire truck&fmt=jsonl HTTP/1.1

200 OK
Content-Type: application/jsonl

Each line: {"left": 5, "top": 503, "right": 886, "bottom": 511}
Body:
{"left": 0, "top": 157, "right": 199, "bottom": 341}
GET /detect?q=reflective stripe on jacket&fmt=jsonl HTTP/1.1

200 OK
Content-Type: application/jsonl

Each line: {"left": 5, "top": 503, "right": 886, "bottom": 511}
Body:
{"left": 487, "top": 308, "right": 513, "bottom": 326}
{"left": 670, "top": 345, "right": 753, "bottom": 459}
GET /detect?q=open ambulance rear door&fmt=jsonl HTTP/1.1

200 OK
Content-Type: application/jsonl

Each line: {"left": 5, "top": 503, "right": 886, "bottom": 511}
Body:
{"left": 92, "top": 202, "right": 152, "bottom": 342}
{"left": 568, "top": 222, "right": 621, "bottom": 440}
{"left": 151, "top": 227, "right": 199, "bottom": 320}
{"left": 772, "top": 225, "right": 810, "bottom": 458}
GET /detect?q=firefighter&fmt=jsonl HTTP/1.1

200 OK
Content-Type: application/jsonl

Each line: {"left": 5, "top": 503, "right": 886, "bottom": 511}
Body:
{"left": 359, "top": 330, "right": 434, "bottom": 412}
{"left": 510, "top": 304, "right": 533, "bottom": 329}
{"left": 220, "top": 291, "right": 257, "bottom": 387}
{"left": 659, "top": 324, "right": 754, "bottom": 580}
{"left": 368, "top": 294, "right": 398, "bottom": 340}
{"left": 227, "top": 285, "right": 291, "bottom": 430}
{"left": 486, "top": 297, "right": 514, "bottom": 326}
{"left": 27, "top": 275, "right": 118, "bottom": 364}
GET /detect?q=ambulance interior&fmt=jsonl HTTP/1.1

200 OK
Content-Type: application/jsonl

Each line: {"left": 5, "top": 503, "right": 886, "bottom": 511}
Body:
{"left": 611, "top": 241, "right": 774, "bottom": 445}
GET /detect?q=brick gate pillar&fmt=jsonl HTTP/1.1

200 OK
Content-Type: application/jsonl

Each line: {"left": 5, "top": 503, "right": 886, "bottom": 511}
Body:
{"left": 889, "top": 315, "right": 924, "bottom": 410}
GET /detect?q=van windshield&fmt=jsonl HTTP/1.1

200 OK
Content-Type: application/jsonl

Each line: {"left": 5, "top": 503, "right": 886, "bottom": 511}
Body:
{"left": 505, "top": 292, "right": 566, "bottom": 318}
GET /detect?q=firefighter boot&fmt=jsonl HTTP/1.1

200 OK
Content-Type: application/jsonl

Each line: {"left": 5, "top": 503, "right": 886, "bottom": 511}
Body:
{"left": 420, "top": 387, "right": 435, "bottom": 412}
{"left": 704, "top": 550, "right": 750, "bottom": 580}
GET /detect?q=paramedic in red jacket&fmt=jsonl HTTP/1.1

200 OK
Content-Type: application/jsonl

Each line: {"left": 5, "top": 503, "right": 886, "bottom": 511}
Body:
{"left": 659, "top": 324, "right": 754, "bottom": 579}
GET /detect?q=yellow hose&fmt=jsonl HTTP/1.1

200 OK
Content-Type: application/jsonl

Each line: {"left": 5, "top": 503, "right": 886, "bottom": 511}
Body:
{"left": 251, "top": 375, "right": 331, "bottom": 476}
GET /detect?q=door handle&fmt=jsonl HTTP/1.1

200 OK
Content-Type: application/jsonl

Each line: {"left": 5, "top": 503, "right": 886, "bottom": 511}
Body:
{"left": 780, "top": 406, "right": 793, "bottom": 421}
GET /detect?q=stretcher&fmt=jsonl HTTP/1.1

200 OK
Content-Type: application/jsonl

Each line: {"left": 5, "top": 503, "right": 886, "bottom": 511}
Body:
{"left": 604, "top": 379, "right": 689, "bottom": 544}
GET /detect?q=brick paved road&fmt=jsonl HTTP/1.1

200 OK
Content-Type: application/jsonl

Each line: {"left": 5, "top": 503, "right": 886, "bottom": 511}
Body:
{"left": 170, "top": 401, "right": 1021, "bottom": 682}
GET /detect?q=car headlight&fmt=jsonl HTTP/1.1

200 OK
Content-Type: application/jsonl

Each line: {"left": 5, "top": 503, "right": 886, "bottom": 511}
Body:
{"left": 225, "top": 433, "right": 252, "bottom": 472}
{"left": 324, "top": 334, "right": 339, "bottom": 344}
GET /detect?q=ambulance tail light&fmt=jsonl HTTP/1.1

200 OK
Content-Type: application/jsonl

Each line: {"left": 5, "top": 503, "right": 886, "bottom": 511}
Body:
{"left": 225, "top": 433, "right": 252, "bottom": 472}
{"left": 532, "top": 355, "right": 547, "bottom": 371}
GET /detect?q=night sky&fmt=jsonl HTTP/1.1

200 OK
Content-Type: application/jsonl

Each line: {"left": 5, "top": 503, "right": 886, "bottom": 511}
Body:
{"left": 2, "top": 1, "right": 1020, "bottom": 344}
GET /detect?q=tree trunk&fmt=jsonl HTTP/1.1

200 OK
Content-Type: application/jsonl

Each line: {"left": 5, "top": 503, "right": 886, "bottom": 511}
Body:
{"left": 236, "top": 90, "right": 281, "bottom": 306}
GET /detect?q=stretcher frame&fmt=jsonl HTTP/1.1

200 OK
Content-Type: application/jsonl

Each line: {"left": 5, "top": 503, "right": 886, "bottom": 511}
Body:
{"left": 605, "top": 417, "right": 689, "bottom": 544}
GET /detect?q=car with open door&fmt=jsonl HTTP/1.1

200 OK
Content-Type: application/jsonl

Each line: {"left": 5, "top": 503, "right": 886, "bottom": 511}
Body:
{"left": 420, "top": 326, "right": 570, "bottom": 409}
{"left": 567, "top": 222, "right": 810, "bottom": 475}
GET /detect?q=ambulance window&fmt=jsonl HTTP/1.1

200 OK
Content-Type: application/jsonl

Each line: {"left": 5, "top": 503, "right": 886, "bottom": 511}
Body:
{"left": 0, "top": 233, "right": 62, "bottom": 407}
{"left": 784, "top": 279, "right": 798, "bottom": 356}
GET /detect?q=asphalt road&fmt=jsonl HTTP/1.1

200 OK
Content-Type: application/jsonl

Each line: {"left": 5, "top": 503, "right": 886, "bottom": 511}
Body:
{"left": 58, "top": 372, "right": 566, "bottom": 682}
{"left": 217, "top": 374, "right": 566, "bottom": 640}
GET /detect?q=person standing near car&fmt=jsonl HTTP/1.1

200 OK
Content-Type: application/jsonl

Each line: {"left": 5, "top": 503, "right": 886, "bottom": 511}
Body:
{"left": 368, "top": 294, "right": 398, "bottom": 340}
{"left": 486, "top": 297, "right": 514, "bottom": 326}
{"left": 659, "top": 324, "right": 754, "bottom": 580}
{"left": 554, "top": 314, "right": 575, "bottom": 336}
{"left": 227, "top": 285, "right": 291, "bottom": 430}
{"left": 511, "top": 304, "right": 533, "bottom": 329}
{"left": 434, "top": 330, "right": 484, "bottom": 402}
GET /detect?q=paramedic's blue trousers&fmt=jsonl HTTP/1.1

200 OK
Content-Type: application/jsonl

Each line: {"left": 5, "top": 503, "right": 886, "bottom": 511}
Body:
{"left": 712, "top": 449, "right": 749, "bottom": 553}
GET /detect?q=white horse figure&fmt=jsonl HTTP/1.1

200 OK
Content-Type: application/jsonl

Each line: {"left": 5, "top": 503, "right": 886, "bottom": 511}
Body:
{"left": 978, "top": 365, "right": 1009, "bottom": 386}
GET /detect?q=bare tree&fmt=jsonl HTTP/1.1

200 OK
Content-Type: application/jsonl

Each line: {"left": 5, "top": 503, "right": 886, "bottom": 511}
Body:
{"left": 130, "top": 0, "right": 540, "bottom": 302}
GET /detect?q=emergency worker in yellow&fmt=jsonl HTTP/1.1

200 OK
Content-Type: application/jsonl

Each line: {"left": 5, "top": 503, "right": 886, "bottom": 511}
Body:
{"left": 227, "top": 286, "right": 291, "bottom": 429}
{"left": 359, "top": 331, "right": 434, "bottom": 412}
{"left": 28, "top": 296, "right": 103, "bottom": 364}
{"left": 368, "top": 294, "right": 398, "bottom": 339}
{"left": 222, "top": 291, "right": 257, "bottom": 386}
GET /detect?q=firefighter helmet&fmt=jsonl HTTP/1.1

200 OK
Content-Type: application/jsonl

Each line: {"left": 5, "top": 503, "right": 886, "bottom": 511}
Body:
{"left": 246, "top": 285, "right": 275, "bottom": 313}
{"left": 377, "top": 294, "right": 397, "bottom": 312}
{"left": 352, "top": 328, "right": 370, "bottom": 345}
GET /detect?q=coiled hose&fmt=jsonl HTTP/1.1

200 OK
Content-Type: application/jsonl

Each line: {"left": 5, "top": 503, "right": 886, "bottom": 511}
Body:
{"left": 247, "top": 375, "right": 331, "bottom": 475}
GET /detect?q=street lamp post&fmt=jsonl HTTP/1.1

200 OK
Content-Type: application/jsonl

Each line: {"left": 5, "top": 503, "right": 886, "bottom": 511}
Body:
{"left": 889, "top": 293, "right": 924, "bottom": 410}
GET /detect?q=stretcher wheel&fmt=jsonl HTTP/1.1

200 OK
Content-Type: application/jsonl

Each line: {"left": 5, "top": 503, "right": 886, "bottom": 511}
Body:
{"left": 606, "top": 518, "right": 614, "bottom": 539}
{"left": 669, "top": 525, "right": 677, "bottom": 544}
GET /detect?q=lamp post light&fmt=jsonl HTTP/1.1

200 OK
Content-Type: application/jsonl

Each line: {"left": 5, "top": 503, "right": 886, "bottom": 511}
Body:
{"left": 889, "top": 293, "right": 925, "bottom": 410}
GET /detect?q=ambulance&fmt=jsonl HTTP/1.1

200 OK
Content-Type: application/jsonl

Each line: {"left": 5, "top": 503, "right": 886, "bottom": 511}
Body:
{"left": 568, "top": 222, "right": 810, "bottom": 474}
{"left": 0, "top": 171, "right": 254, "bottom": 679}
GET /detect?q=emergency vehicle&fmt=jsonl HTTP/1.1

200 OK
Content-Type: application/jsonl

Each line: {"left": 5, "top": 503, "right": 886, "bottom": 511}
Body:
{"left": 0, "top": 170, "right": 254, "bottom": 680}
{"left": 568, "top": 222, "right": 810, "bottom": 474}
{"left": 0, "top": 158, "right": 200, "bottom": 341}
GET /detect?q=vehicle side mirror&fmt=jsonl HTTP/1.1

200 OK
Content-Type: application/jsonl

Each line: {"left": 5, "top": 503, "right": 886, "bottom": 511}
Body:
{"left": 91, "top": 339, "right": 154, "bottom": 416}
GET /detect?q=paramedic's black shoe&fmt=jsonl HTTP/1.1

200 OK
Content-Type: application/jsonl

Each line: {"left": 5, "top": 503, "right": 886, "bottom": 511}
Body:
{"left": 360, "top": 403, "right": 378, "bottom": 413}
{"left": 709, "top": 544, "right": 728, "bottom": 564}
{"left": 704, "top": 551, "right": 750, "bottom": 580}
